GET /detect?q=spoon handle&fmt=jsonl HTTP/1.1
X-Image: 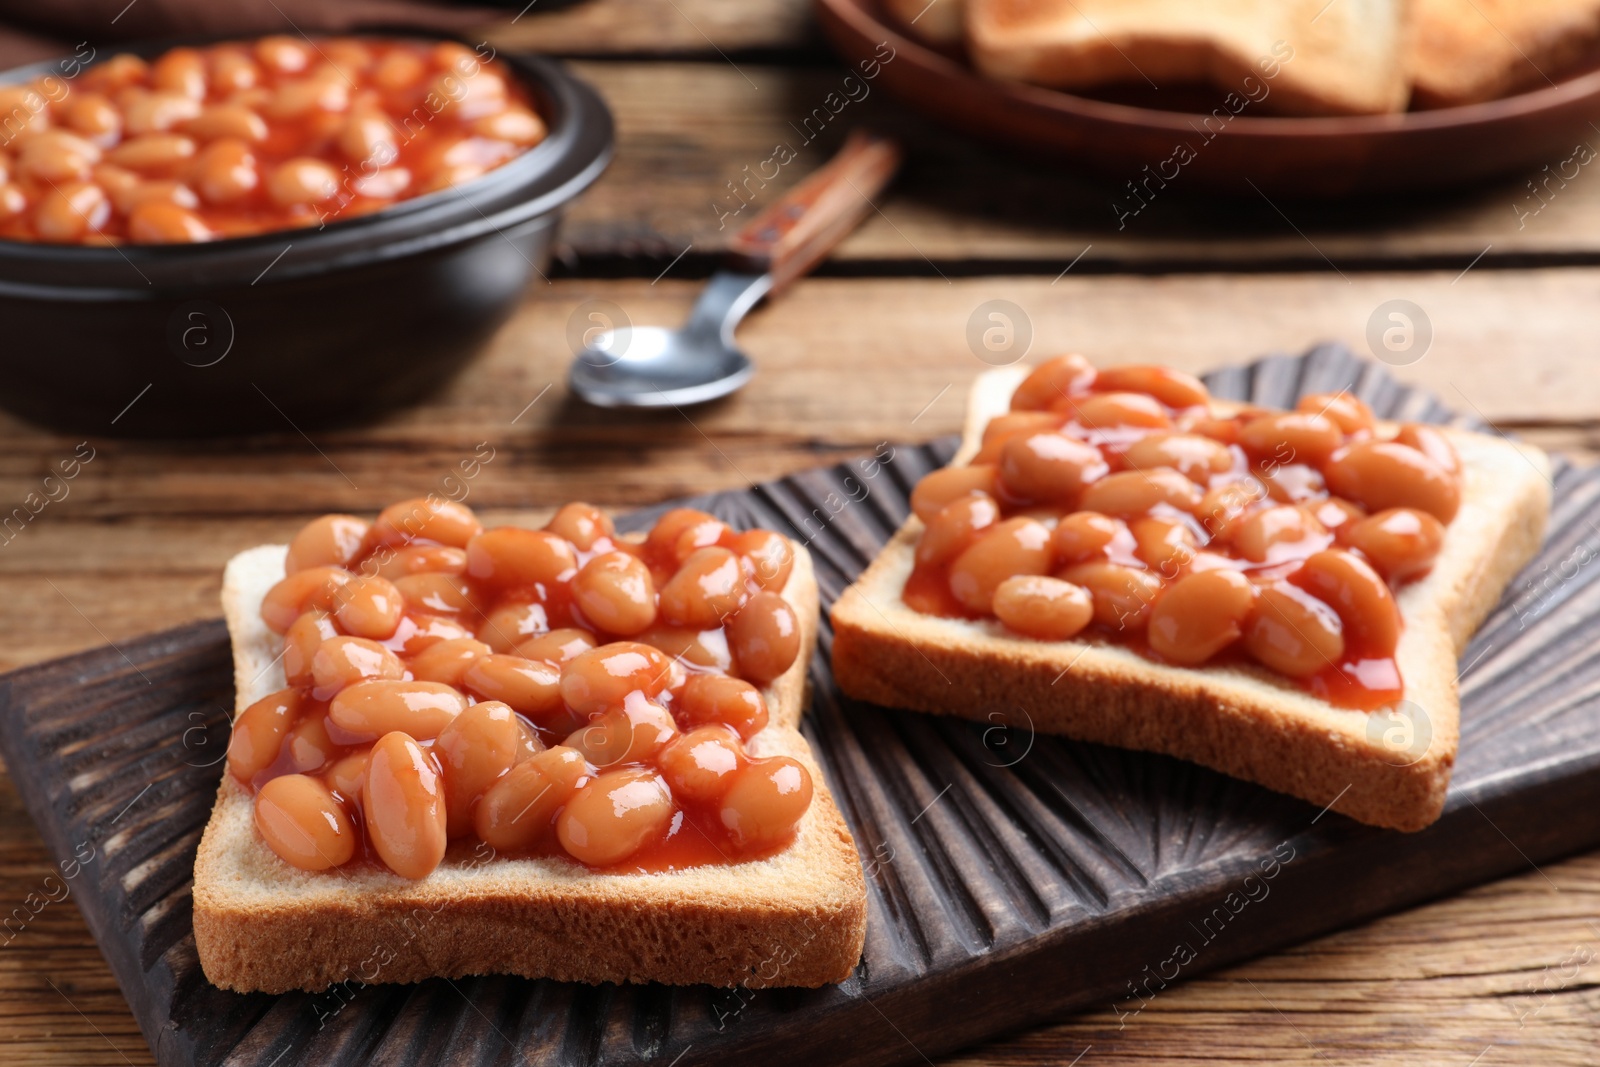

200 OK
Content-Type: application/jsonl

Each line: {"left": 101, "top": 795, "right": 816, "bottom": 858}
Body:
{"left": 726, "top": 129, "right": 902, "bottom": 293}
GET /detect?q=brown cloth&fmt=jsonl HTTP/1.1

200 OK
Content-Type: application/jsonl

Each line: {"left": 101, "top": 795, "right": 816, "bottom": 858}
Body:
{"left": 0, "top": 0, "right": 505, "bottom": 69}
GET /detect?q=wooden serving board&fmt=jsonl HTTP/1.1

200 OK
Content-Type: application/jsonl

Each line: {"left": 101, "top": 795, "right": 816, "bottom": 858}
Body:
{"left": 3, "top": 346, "right": 1598, "bottom": 1067}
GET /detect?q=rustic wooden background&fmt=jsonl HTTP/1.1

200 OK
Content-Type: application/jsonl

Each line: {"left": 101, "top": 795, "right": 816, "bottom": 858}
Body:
{"left": 3, "top": 1, "right": 1599, "bottom": 1063}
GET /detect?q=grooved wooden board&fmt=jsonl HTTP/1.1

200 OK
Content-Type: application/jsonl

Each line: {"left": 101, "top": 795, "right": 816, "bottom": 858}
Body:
{"left": 1, "top": 348, "right": 1597, "bottom": 1067}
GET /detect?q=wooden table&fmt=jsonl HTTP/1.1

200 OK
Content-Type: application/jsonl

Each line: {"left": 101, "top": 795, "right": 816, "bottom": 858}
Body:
{"left": 4, "top": 2, "right": 1600, "bottom": 1063}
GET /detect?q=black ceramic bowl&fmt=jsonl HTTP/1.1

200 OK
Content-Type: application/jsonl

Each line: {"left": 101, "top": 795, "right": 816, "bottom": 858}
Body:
{"left": 0, "top": 40, "right": 613, "bottom": 438}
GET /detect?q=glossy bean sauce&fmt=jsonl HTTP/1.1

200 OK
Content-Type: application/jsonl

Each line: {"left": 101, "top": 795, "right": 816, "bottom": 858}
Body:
{"left": 904, "top": 355, "right": 1463, "bottom": 711}
{"left": 0, "top": 37, "right": 545, "bottom": 244}
{"left": 228, "top": 498, "right": 810, "bottom": 879}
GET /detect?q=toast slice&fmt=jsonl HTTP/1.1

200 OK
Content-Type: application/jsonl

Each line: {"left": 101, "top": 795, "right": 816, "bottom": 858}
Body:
{"left": 831, "top": 366, "right": 1551, "bottom": 832}
{"left": 965, "top": 0, "right": 1412, "bottom": 115}
{"left": 194, "top": 538, "right": 867, "bottom": 994}
{"left": 1407, "top": 0, "right": 1600, "bottom": 107}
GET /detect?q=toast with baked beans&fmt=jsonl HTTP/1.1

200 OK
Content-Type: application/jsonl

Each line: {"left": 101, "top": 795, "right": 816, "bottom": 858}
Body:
{"left": 831, "top": 358, "right": 1551, "bottom": 831}
{"left": 193, "top": 502, "right": 866, "bottom": 994}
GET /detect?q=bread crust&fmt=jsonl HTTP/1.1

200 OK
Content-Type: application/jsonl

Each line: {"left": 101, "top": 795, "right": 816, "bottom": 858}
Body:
{"left": 1407, "top": 0, "right": 1600, "bottom": 108}
{"left": 195, "top": 539, "right": 868, "bottom": 994}
{"left": 831, "top": 366, "right": 1551, "bottom": 832}
{"left": 964, "top": 0, "right": 1413, "bottom": 115}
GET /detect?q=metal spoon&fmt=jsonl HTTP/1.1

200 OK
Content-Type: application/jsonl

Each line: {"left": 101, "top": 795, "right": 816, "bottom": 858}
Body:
{"left": 570, "top": 130, "right": 902, "bottom": 408}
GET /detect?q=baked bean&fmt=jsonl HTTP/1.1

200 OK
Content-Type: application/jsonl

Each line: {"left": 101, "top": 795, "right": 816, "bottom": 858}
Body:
{"left": 1052, "top": 511, "right": 1127, "bottom": 563}
{"left": 255, "top": 774, "right": 356, "bottom": 871}
{"left": 726, "top": 592, "right": 803, "bottom": 685}
{"left": 1130, "top": 516, "right": 1198, "bottom": 574}
{"left": 267, "top": 157, "right": 340, "bottom": 205}
{"left": 334, "top": 110, "right": 396, "bottom": 166}
{"left": 1343, "top": 508, "right": 1445, "bottom": 582}
{"left": 1296, "top": 549, "right": 1401, "bottom": 656}
{"left": 999, "top": 431, "right": 1108, "bottom": 503}
{"left": 462, "top": 654, "right": 564, "bottom": 717}
{"left": 563, "top": 643, "right": 668, "bottom": 716}
{"left": 370, "top": 544, "right": 468, "bottom": 579}
{"left": 407, "top": 637, "right": 490, "bottom": 686}
{"left": 185, "top": 104, "right": 268, "bottom": 142}
{"left": 228, "top": 687, "right": 303, "bottom": 783}
{"left": 1324, "top": 441, "right": 1460, "bottom": 523}
{"left": 364, "top": 731, "right": 448, "bottom": 879}
{"left": 1063, "top": 391, "right": 1171, "bottom": 430}
{"left": 1094, "top": 364, "right": 1209, "bottom": 409}
{"left": 917, "top": 494, "right": 1000, "bottom": 568}
{"left": 0, "top": 184, "right": 24, "bottom": 218}
{"left": 285, "top": 513, "right": 368, "bottom": 573}
{"left": 1227, "top": 505, "right": 1331, "bottom": 565}
{"left": 474, "top": 745, "right": 590, "bottom": 851}
{"left": 152, "top": 47, "right": 207, "bottom": 99}
{"left": 1394, "top": 424, "right": 1460, "bottom": 474}
{"left": 33, "top": 182, "right": 109, "bottom": 241}
{"left": 633, "top": 624, "right": 733, "bottom": 673}
{"left": 62, "top": 93, "right": 120, "bottom": 142}
{"left": 256, "top": 36, "right": 312, "bottom": 74}
{"left": 283, "top": 610, "right": 339, "bottom": 686}
{"left": 729, "top": 529, "right": 794, "bottom": 591}
{"left": 330, "top": 574, "right": 403, "bottom": 639}
{"left": 1059, "top": 560, "right": 1163, "bottom": 631}
{"left": 112, "top": 179, "right": 201, "bottom": 215}
{"left": 1237, "top": 412, "right": 1342, "bottom": 468}
{"left": 123, "top": 92, "right": 202, "bottom": 135}
{"left": 556, "top": 767, "right": 674, "bottom": 867}
{"left": 194, "top": 138, "right": 258, "bottom": 203}
{"left": 1147, "top": 570, "right": 1255, "bottom": 666}
{"left": 260, "top": 565, "right": 350, "bottom": 632}
{"left": 18, "top": 131, "right": 100, "bottom": 182}
{"left": 435, "top": 701, "right": 522, "bottom": 837}
{"left": 1121, "top": 432, "right": 1233, "bottom": 483}
{"left": 210, "top": 50, "right": 259, "bottom": 93}
{"left": 329, "top": 679, "right": 466, "bottom": 740}
{"left": 515, "top": 717, "right": 547, "bottom": 762}
{"left": 1244, "top": 584, "right": 1345, "bottom": 678}
{"left": 678, "top": 674, "right": 769, "bottom": 739}
{"left": 659, "top": 547, "right": 749, "bottom": 629}
{"left": 513, "top": 628, "right": 597, "bottom": 665}
{"left": 1309, "top": 497, "right": 1365, "bottom": 538}
{"left": 565, "top": 695, "right": 678, "bottom": 768}
{"left": 106, "top": 133, "right": 195, "bottom": 174}
{"left": 659, "top": 725, "right": 745, "bottom": 803}
{"left": 644, "top": 508, "right": 720, "bottom": 562}
{"left": 981, "top": 410, "right": 1066, "bottom": 448}
{"left": 474, "top": 107, "right": 546, "bottom": 145}
{"left": 1298, "top": 392, "right": 1374, "bottom": 435}
{"left": 1197, "top": 480, "right": 1266, "bottom": 537}
{"left": 545, "top": 501, "right": 615, "bottom": 552}
{"left": 1011, "top": 354, "right": 1096, "bottom": 410}
{"left": 389, "top": 614, "right": 476, "bottom": 657}
{"left": 991, "top": 575, "right": 1094, "bottom": 640}
{"left": 1078, "top": 468, "right": 1201, "bottom": 518}
{"left": 719, "top": 757, "right": 812, "bottom": 850}
{"left": 476, "top": 599, "right": 552, "bottom": 652}
{"left": 374, "top": 47, "right": 427, "bottom": 90}
{"left": 370, "top": 497, "right": 482, "bottom": 549}
{"left": 1259, "top": 462, "right": 1327, "bottom": 504}
{"left": 128, "top": 200, "right": 212, "bottom": 242}
{"left": 393, "top": 572, "right": 475, "bottom": 615}
{"left": 311, "top": 634, "right": 410, "bottom": 697}
{"left": 911, "top": 464, "right": 1001, "bottom": 522}
{"left": 466, "top": 528, "right": 578, "bottom": 589}
{"left": 325, "top": 748, "right": 370, "bottom": 800}
{"left": 281, "top": 712, "right": 337, "bottom": 774}
{"left": 949, "top": 517, "right": 1055, "bottom": 613}
{"left": 574, "top": 552, "right": 657, "bottom": 635}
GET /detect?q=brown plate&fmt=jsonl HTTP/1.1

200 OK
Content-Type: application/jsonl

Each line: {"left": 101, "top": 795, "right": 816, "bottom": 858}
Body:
{"left": 815, "top": 0, "right": 1600, "bottom": 197}
{"left": 3, "top": 347, "right": 1599, "bottom": 1066}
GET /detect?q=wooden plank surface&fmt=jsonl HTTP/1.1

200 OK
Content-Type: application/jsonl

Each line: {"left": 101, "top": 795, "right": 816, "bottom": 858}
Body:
{"left": 485, "top": 0, "right": 820, "bottom": 57}
{"left": 552, "top": 61, "right": 1600, "bottom": 270}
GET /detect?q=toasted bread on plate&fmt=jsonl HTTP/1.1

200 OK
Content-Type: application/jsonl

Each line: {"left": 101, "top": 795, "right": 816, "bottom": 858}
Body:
{"left": 195, "top": 538, "right": 867, "bottom": 994}
{"left": 883, "top": 0, "right": 966, "bottom": 46}
{"left": 1407, "top": 0, "right": 1600, "bottom": 107}
{"left": 831, "top": 365, "right": 1550, "bottom": 832}
{"left": 965, "top": 0, "right": 1412, "bottom": 115}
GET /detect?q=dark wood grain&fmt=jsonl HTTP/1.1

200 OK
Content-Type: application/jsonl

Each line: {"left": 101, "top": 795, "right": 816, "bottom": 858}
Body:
{"left": 1, "top": 349, "right": 1597, "bottom": 1067}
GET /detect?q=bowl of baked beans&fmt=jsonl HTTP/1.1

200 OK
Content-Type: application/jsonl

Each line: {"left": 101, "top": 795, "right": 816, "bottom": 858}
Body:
{"left": 0, "top": 35, "right": 612, "bottom": 436}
